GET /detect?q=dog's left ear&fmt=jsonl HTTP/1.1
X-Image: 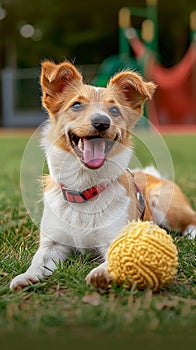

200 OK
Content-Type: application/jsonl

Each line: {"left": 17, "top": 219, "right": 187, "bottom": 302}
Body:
{"left": 108, "top": 71, "right": 156, "bottom": 114}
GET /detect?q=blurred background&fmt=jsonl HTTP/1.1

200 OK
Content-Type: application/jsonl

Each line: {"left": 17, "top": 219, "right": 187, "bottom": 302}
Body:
{"left": 0, "top": 0, "right": 196, "bottom": 129}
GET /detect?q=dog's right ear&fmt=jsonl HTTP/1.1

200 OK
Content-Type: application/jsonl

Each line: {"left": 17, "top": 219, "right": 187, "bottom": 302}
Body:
{"left": 108, "top": 71, "right": 156, "bottom": 115}
{"left": 40, "top": 61, "right": 82, "bottom": 115}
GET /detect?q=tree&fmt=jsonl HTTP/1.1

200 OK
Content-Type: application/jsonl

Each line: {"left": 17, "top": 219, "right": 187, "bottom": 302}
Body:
{"left": 0, "top": 0, "right": 195, "bottom": 68}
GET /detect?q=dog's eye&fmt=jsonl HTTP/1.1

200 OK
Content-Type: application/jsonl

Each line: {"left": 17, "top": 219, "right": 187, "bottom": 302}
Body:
{"left": 109, "top": 106, "right": 120, "bottom": 117}
{"left": 71, "top": 102, "right": 83, "bottom": 111}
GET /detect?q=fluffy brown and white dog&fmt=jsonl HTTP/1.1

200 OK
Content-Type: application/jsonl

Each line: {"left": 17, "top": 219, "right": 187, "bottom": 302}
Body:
{"left": 10, "top": 61, "right": 196, "bottom": 290}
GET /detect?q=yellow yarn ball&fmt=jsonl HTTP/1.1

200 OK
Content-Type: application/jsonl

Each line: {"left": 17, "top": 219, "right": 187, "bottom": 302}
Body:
{"left": 108, "top": 220, "right": 178, "bottom": 291}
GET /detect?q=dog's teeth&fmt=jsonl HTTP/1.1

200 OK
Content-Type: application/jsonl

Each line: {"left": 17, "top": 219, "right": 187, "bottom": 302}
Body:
{"left": 78, "top": 138, "right": 83, "bottom": 151}
{"left": 101, "top": 141, "right": 106, "bottom": 152}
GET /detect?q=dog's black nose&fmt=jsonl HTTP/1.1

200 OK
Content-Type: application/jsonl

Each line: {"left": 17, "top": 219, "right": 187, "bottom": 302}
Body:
{"left": 91, "top": 113, "right": 111, "bottom": 131}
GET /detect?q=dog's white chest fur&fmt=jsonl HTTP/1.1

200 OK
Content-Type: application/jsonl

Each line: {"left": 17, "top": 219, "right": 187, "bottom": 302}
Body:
{"left": 41, "top": 180, "right": 130, "bottom": 256}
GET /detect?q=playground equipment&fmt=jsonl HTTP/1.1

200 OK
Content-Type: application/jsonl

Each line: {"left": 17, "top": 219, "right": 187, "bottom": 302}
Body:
{"left": 93, "top": 0, "right": 159, "bottom": 87}
{"left": 94, "top": 0, "right": 196, "bottom": 129}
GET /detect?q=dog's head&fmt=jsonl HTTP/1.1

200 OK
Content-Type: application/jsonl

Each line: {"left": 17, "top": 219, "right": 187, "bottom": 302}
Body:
{"left": 40, "top": 61, "right": 156, "bottom": 171}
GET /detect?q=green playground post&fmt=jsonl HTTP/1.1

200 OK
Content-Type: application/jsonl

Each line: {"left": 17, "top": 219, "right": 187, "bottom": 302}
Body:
{"left": 145, "top": 0, "right": 159, "bottom": 53}
{"left": 118, "top": 1, "right": 159, "bottom": 127}
{"left": 118, "top": 7, "right": 131, "bottom": 60}
{"left": 190, "top": 10, "right": 196, "bottom": 42}
{"left": 118, "top": 1, "right": 159, "bottom": 59}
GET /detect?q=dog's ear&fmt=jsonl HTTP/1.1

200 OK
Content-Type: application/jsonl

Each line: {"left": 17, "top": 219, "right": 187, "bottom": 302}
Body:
{"left": 108, "top": 71, "right": 156, "bottom": 114}
{"left": 41, "top": 61, "right": 82, "bottom": 95}
{"left": 40, "top": 61, "right": 82, "bottom": 115}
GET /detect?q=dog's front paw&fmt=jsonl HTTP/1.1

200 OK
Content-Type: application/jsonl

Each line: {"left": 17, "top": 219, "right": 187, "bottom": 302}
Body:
{"left": 10, "top": 272, "right": 40, "bottom": 291}
{"left": 86, "top": 266, "right": 114, "bottom": 290}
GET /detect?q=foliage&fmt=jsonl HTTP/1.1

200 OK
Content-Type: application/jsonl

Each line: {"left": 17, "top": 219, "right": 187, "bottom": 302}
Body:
{"left": 0, "top": 0, "right": 196, "bottom": 68}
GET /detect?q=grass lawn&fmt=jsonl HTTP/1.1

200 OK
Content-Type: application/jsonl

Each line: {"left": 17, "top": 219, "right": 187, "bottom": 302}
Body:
{"left": 0, "top": 131, "right": 195, "bottom": 350}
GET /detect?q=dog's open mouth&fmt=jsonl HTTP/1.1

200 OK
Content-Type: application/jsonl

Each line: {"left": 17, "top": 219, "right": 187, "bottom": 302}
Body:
{"left": 69, "top": 132, "right": 119, "bottom": 169}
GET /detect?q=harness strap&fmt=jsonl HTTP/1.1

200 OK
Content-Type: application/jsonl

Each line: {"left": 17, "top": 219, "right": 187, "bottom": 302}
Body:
{"left": 134, "top": 182, "right": 146, "bottom": 220}
{"left": 126, "top": 168, "right": 146, "bottom": 220}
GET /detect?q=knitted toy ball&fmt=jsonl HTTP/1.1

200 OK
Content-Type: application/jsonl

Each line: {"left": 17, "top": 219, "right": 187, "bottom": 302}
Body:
{"left": 107, "top": 220, "right": 178, "bottom": 291}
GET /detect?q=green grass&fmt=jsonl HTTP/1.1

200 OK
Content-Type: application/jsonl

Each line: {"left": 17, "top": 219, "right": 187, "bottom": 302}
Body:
{"left": 0, "top": 133, "right": 196, "bottom": 349}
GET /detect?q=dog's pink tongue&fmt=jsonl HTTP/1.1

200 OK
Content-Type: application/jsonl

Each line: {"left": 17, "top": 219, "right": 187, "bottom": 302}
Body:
{"left": 83, "top": 138, "right": 105, "bottom": 169}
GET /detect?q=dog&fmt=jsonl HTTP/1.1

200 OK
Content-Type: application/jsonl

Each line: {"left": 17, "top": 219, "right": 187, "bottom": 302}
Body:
{"left": 10, "top": 61, "right": 196, "bottom": 290}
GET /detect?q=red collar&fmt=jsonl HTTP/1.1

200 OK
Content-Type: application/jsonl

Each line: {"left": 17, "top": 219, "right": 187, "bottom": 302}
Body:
{"left": 60, "top": 169, "right": 145, "bottom": 219}
{"left": 60, "top": 182, "right": 109, "bottom": 203}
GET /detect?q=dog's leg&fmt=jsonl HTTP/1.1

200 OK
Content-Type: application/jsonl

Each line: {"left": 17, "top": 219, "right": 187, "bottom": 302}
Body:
{"left": 182, "top": 224, "right": 196, "bottom": 239}
{"left": 134, "top": 171, "right": 196, "bottom": 238}
{"left": 85, "top": 261, "right": 114, "bottom": 290}
{"left": 146, "top": 180, "right": 196, "bottom": 238}
{"left": 10, "top": 240, "right": 69, "bottom": 290}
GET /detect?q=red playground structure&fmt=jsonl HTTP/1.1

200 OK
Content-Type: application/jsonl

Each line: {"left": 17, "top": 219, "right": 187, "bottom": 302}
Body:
{"left": 127, "top": 29, "right": 196, "bottom": 131}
